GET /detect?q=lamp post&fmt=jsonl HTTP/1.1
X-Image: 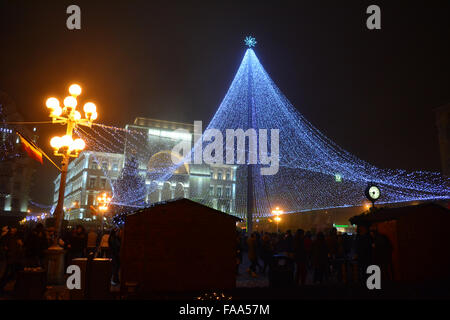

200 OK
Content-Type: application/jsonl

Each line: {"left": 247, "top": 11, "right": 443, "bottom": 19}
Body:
{"left": 45, "top": 84, "right": 98, "bottom": 284}
{"left": 272, "top": 207, "right": 283, "bottom": 233}
{"left": 97, "top": 192, "right": 111, "bottom": 236}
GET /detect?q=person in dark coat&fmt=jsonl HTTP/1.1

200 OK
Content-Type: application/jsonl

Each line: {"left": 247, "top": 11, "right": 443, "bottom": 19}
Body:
{"left": 311, "top": 232, "right": 328, "bottom": 284}
{"left": 109, "top": 228, "right": 122, "bottom": 285}
{"left": 293, "top": 229, "right": 307, "bottom": 285}
{"left": 355, "top": 225, "right": 372, "bottom": 285}
{"left": 304, "top": 231, "right": 313, "bottom": 268}
{"left": 260, "top": 233, "right": 273, "bottom": 275}
{"left": 326, "top": 228, "right": 339, "bottom": 279}
{"left": 285, "top": 230, "right": 294, "bottom": 257}
{"left": 246, "top": 232, "right": 258, "bottom": 277}
{"left": 67, "top": 225, "right": 87, "bottom": 262}
{"left": 24, "top": 223, "right": 49, "bottom": 267}
{"left": 0, "top": 227, "right": 24, "bottom": 292}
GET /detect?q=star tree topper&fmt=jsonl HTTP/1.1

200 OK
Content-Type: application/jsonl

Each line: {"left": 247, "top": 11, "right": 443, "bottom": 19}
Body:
{"left": 244, "top": 36, "right": 257, "bottom": 48}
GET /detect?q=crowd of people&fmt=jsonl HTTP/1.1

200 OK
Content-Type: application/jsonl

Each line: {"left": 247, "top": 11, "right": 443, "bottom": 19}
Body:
{"left": 0, "top": 223, "right": 122, "bottom": 293}
{"left": 1, "top": 221, "right": 393, "bottom": 294}
{"left": 236, "top": 225, "right": 393, "bottom": 286}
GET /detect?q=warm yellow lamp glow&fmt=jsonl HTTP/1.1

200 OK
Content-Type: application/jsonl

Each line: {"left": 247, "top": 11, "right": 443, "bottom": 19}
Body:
{"left": 50, "top": 136, "right": 62, "bottom": 149}
{"left": 46, "top": 97, "right": 60, "bottom": 109}
{"left": 63, "top": 96, "right": 77, "bottom": 108}
{"left": 90, "top": 111, "right": 98, "bottom": 120}
{"left": 50, "top": 106, "right": 63, "bottom": 117}
{"left": 69, "top": 84, "right": 82, "bottom": 97}
{"left": 272, "top": 207, "right": 283, "bottom": 215}
{"left": 83, "top": 102, "right": 96, "bottom": 114}
{"left": 72, "top": 138, "right": 85, "bottom": 151}
{"left": 60, "top": 135, "right": 73, "bottom": 148}
{"left": 74, "top": 110, "right": 81, "bottom": 120}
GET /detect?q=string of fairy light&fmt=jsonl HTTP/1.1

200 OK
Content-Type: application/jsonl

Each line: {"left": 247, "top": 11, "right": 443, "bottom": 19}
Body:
{"left": 77, "top": 48, "right": 448, "bottom": 219}
{"left": 2, "top": 46, "right": 448, "bottom": 217}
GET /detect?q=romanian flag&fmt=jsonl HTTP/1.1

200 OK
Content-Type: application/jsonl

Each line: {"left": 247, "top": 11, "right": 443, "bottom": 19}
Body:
{"left": 16, "top": 131, "right": 43, "bottom": 164}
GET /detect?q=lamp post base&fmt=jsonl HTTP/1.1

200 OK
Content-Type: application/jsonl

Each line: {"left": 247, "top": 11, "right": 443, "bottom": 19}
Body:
{"left": 46, "top": 245, "right": 66, "bottom": 285}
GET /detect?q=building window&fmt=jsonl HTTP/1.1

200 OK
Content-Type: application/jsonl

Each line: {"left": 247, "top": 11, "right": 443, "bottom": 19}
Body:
{"left": 90, "top": 161, "right": 98, "bottom": 170}
{"left": 100, "top": 178, "right": 107, "bottom": 189}
{"left": 209, "top": 186, "right": 214, "bottom": 196}
{"left": 225, "top": 186, "right": 231, "bottom": 198}
{"left": 89, "top": 177, "right": 96, "bottom": 189}
{"left": 87, "top": 194, "right": 94, "bottom": 206}
{"left": 112, "top": 162, "right": 119, "bottom": 171}
{"left": 216, "top": 186, "right": 222, "bottom": 197}
{"left": 102, "top": 161, "right": 108, "bottom": 171}
{"left": 226, "top": 171, "right": 230, "bottom": 180}
{"left": 210, "top": 171, "right": 214, "bottom": 179}
{"left": 217, "top": 171, "right": 222, "bottom": 180}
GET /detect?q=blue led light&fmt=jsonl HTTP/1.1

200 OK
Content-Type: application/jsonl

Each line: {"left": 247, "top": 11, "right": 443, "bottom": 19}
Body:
{"left": 244, "top": 36, "right": 257, "bottom": 48}
{"left": 76, "top": 48, "right": 449, "bottom": 219}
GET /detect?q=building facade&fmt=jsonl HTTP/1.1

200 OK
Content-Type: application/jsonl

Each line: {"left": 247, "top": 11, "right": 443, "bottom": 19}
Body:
{"left": 53, "top": 151, "right": 125, "bottom": 220}
{"left": 54, "top": 117, "right": 239, "bottom": 221}
{"left": 126, "top": 118, "right": 238, "bottom": 215}
{"left": 0, "top": 92, "right": 38, "bottom": 215}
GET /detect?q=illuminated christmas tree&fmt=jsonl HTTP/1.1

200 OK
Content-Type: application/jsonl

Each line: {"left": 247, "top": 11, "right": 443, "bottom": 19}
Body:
{"left": 79, "top": 40, "right": 449, "bottom": 219}
{"left": 112, "top": 155, "right": 147, "bottom": 214}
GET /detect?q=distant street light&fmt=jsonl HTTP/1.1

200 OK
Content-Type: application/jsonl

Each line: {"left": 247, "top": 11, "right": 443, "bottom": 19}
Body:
{"left": 271, "top": 207, "right": 283, "bottom": 233}
{"left": 97, "top": 192, "right": 112, "bottom": 234}
{"left": 45, "top": 84, "right": 98, "bottom": 284}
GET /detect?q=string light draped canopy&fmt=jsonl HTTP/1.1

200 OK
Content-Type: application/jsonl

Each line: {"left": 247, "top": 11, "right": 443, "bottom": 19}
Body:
{"left": 77, "top": 41, "right": 449, "bottom": 219}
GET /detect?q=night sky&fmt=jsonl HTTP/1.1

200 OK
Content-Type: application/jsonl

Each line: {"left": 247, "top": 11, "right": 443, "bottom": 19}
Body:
{"left": 1, "top": 0, "right": 449, "bottom": 205}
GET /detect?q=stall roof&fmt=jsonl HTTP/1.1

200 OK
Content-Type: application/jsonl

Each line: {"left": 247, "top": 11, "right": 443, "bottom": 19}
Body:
{"left": 350, "top": 202, "right": 448, "bottom": 225}
{"left": 119, "top": 198, "right": 242, "bottom": 222}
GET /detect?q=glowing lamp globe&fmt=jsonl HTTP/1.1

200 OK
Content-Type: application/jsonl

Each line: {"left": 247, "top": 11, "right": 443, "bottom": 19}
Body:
{"left": 69, "top": 84, "right": 82, "bottom": 96}
{"left": 50, "top": 136, "right": 62, "bottom": 149}
{"left": 72, "top": 138, "right": 86, "bottom": 151}
{"left": 63, "top": 96, "right": 77, "bottom": 109}
{"left": 51, "top": 106, "right": 63, "bottom": 117}
{"left": 83, "top": 102, "right": 96, "bottom": 115}
{"left": 60, "top": 135, "right": 73, "bottom": 148}
{"left": 90, "top": 110, "right": 98, "bottom": 120}
{"left": 74, "top": 111, "right": 81, "bottom": 120}
{"left": 46, "top": 97, "right": 60, "bottom": 109}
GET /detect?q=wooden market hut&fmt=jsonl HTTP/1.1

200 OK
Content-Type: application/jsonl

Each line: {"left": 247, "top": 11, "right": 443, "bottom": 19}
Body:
{"left": 350, "top": 202, "right": 450, "bottom": 283}
{"left": 120, "top": 198, "right": 241, "bottom": 295}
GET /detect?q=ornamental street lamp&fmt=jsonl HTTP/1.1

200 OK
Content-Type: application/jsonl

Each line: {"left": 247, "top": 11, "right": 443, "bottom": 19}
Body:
{"left": 45, "top": 84, "right": 98, "bottom": 283}
{"left": 272, "top": 207, "right": 283, "bottom": 233}
{"left": 47, "top": 84, "right": 97, "bottom": 247}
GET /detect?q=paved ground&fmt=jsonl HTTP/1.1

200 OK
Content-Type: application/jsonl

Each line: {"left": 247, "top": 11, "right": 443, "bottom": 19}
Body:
{"left": 4, "top": 255, "right": 447, "bottom": 300}
{"left": 236, "top": 254, "right": 269, "bottom": 288}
